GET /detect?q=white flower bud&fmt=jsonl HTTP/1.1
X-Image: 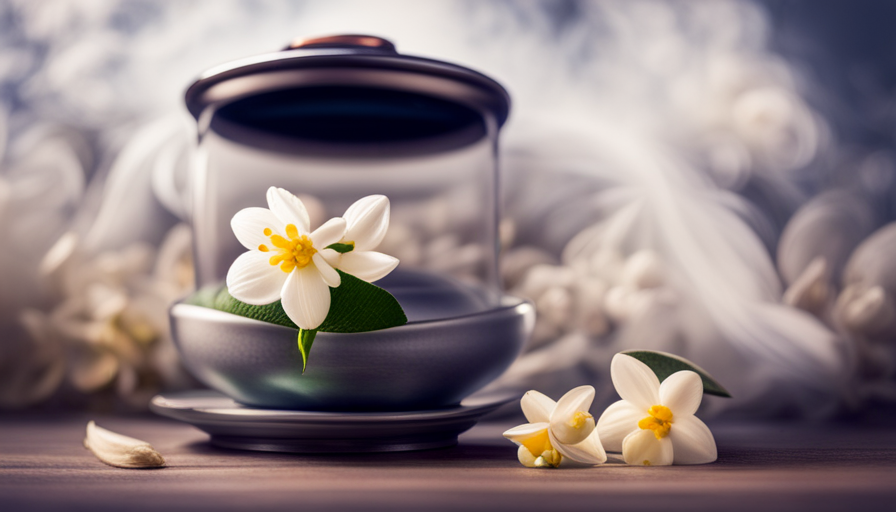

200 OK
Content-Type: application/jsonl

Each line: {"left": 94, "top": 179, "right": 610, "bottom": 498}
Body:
{"left": 536, "top": 286, "right": 574, "bottom": 327}
{"left": 621, "top": 250, "right": 665, "bottom": 289}
{"left": 837, "top": 285, "right": 896, "bottom": 338}
{"left": 519, "top": 264, "right": 576, "bottom": 300}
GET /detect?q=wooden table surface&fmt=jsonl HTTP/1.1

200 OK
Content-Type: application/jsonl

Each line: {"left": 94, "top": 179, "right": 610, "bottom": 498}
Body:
{"left": 1, "top": 412, "right": 894, "bottom": 511}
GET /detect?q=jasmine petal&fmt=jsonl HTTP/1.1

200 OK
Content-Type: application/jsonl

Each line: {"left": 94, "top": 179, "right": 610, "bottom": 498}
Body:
{"left": 310, "top": 217, "right": 347, "bottom": 250}
{"left": 231, "top": 207, "right": 281, "bottom": 250}
{"left": 549, "top": 385, "right": 596, "bottom": 445}
{"left": 267, "top": 186, "right": 310, "bottom": 232}
{"left": 521, "top": 389, "right": 556, "bottom": 424}
{"left": 596, "top": 400, "right": 644, "bottom": 452}
{"left": 343, "top": 194, "right": 390, "bottom": 251}
{"left": 668, "top": 415, "right": 717, "bottom": 465}
{"left": 325, "top": 195, "right": 399, "bottom": 284}
{"left": 225, "top": 251, "right": 287, "bottom": 305}
{"left": 281, "top": 265, "right": 331, "bottom": 330}
{"left": 312, "top": 253, "right": 341, "bottom": 288}
{"left": 658, "top": 370, "right": 703, "bottom": 417}
{"left": 610, "top": 352, "right": 661, "bottom": 410}
{"left": 622, "top": 429, "right": 673, "bottom": 466}
{"left": 334, "top": 251, "right": 399, "bottom": 282}
{"left": 550, "top": 429, "right": 606, "bottom": 465}
{"left": 84, "top": 421, "right": 165, "bottom": 469}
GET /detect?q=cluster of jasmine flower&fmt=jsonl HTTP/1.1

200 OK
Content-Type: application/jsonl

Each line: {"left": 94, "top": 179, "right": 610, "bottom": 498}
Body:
{"left": 4, "top": 224, "right": 194, "bottom": 409}
{"left": 504, "top": 353, "right": 717, "bottom": 468}
{"left": 778, "top": 192, "right": 896, "bottom": 405}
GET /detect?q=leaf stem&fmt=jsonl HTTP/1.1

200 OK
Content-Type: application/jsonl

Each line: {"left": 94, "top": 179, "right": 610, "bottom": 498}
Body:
{"left": 298, "top": 329, "right": 318, "bottom": 373}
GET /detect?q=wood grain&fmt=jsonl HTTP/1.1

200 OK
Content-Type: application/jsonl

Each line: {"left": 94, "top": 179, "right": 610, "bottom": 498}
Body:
{"left": 1, "top": 414, "right": 894, "bottom": 511}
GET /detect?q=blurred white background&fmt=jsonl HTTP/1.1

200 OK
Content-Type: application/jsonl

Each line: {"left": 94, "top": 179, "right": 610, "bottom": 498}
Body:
{"left": 1, "top": 0, "right": 895, "bottom": 417}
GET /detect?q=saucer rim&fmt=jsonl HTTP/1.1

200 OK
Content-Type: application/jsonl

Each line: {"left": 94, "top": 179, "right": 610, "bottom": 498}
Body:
{"left": 150, "top": 389, "right": 517, "bottom": 424}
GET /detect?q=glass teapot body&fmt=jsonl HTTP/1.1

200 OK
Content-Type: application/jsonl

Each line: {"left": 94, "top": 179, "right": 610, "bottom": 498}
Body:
{"left": 188, "top": 36, "right": 510, "bottom": 322}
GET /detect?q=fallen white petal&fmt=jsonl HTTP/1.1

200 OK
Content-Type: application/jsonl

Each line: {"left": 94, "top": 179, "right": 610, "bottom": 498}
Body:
{"left": 611, "top": 354, "right": 661, "bottom": 411}
{"left": 659, "top": 370, "right": 704, "bottom": 417}
{"left": 669, "top": 415, "right": 718, "bottom": 465}
{"left": 312, "top": 253, "right": 341, "bottom": 288}
{"left": 281, "top": 265, "right": 331, "bottom": 330}
{"left": 596, "top": 399, "right": 644, "bottom": 452}
{"left": 343, "top": 195, "right": 390, "bottom": 251}
{"left": 550, "top": 428, "right": 606, "bottom": 465}
{"left": 84, "top": 421, "right": 165, "bottom": 469}
{"left": 335, "top": 251, "right": 399, "bottom": 282}
{"left": 266, "top": 186, "right": 310, "bottom": 232}
{"left": 231, "top": 207, "right": 281, "bottom": 251}
{"left": 226, "top": 251, "right": 288, "bottom": 305}
{"left": 310, "top": 217, "right": 347, "bottom": 250}
{"left": 550, "top": 385, "right": 596, "bottom": 445}
{"left": 622, "top": 429, "right": 673, "bottom": 466}
{"left": 520, "top": 390, "right": 556, "bottom": 424}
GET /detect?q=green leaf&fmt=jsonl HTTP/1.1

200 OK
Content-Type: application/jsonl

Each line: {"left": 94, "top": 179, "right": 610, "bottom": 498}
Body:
{"left": 298, "top": 329, "right": 317, "bottom": 372}
{"left": 317, "top": 270, "right": 407, "bottom": 333}
{"left": 620, "top": 350, "right": 732, "bottom": 398}
{"left": 208, "top": 270, "right": 407, "bottom": 333}
{"left": 212, "top": 287, "right": 295, "bottom": 329}
{"left": 326, "top": 242, "right": 355, "bottom": 254}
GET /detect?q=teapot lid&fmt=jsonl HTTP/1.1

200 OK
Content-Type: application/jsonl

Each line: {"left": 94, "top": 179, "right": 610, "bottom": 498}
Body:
{"left": 185, "top": 34, "right": 510, "bottom": 128}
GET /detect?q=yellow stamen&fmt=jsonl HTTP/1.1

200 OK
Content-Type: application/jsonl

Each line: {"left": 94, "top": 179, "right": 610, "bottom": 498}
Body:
{"left": 638, "top": 404, "right": 673, "bottom": 440}
{"left": 520, "top": 429, "right": 552, "bottom": 458}
{"left": 262, "top": 225, "right": 317, "bottom": 274}
{"left": 568, "top": 411, "right": 593, "bottom": 430}
{"left": 643, "top": 460, "right": 652, "bottom": 466}
{"left": 270, "top": 234, "right": 290, "bottom": 249}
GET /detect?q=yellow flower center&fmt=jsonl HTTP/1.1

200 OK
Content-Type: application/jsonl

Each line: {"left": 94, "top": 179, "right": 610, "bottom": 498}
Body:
{"left": 520, "top": 429, "right": 552, "bottom": 458}
{"left": 568, "top": 411, "right": 593, "bottom": 430}
{"left": 259, "top": 224, "right": 317, "bottom": 273}
{"left": 518, "top": 429, "right": 562, "bottom": 468}
{"left": 638, "top": 405, "right": 673, "bottom": 440}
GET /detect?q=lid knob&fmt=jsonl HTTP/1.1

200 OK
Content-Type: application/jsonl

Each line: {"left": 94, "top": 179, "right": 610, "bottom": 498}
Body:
{"left": 286, "top": 34, "right": 397, "bottom": 53}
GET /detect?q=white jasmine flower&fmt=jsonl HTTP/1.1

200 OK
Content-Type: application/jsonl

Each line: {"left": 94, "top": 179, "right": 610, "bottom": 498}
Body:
{"left": 503, "top": 385, "right": 607, "bottom": 468}
{"left": 620, "top": 250, "right": 665, "bottom": 289}
{"left": 783, "top": 257, "right": 830, "bottom": 316}
{"left": 597, "top": 354, "right": 717, "bottom": 466}
{"left": 321, "top": 195, "right": 398, "bottom": 283}
{"left": 227, "top": 187, "right": 346, "bottom": 330}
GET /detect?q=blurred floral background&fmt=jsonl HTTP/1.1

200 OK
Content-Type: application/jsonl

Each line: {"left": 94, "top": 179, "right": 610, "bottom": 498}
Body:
{"left": 1, "top": 0, "right": 895, "bottom": 417}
